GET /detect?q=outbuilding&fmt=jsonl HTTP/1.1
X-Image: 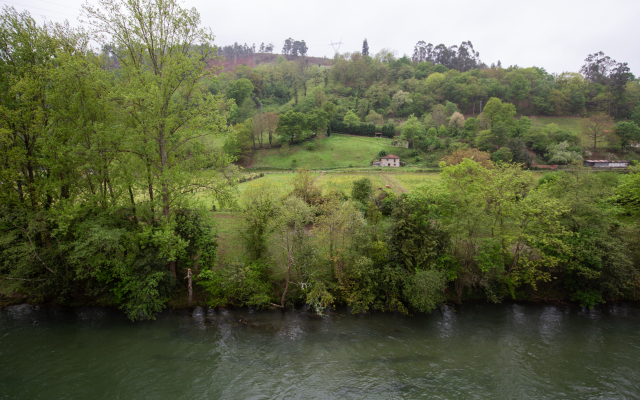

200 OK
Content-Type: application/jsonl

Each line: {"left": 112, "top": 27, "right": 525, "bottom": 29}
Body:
{"left": 381, "top": 154, "right": 400, "bottom": 167}
{"left": 583, "top": 160, "right": 629, "bottom": 168}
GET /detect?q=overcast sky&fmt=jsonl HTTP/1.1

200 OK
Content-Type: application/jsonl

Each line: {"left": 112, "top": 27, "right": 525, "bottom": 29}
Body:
{"left": 8, "top": 0, "right": 640, "bottom": 76}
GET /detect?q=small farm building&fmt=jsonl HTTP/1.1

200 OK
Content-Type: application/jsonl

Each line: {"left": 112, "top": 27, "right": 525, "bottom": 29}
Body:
{"left": 381, "top": 154, "right": 400, "bottom": 167}
{"left": 583, "top": 160, "right": 629, "bottom": 168}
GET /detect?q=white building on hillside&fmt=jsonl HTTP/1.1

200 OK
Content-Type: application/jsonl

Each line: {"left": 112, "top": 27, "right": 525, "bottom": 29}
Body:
{"left": 381, "top": 154, "right": 400, "bottom": 167}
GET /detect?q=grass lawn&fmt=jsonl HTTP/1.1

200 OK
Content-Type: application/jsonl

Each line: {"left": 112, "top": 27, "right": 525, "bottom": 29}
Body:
{"left": 212, "top": 212, "right": 244, "bottom": 266}
{"left": 249, "top": 134, "right": 417, "bottom": 170}
{"left": 391, "top": 173, "right": 441, "bottom": 191}
{"left": 237, "top": 172, "right": 306, "bottom": 195}
{"left": 315, "top": 172, "right": 387, "bottom": 195}
{"left": 531, "top": 116, "right": 582, "bottom": 133}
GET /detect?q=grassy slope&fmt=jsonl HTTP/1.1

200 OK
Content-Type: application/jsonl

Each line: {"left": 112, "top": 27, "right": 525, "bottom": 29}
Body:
{"left": 531, "top": 116, "right": 582, "bottom": 133}
{"left": 249, "top": 134, "right": 416, "bottom": 170}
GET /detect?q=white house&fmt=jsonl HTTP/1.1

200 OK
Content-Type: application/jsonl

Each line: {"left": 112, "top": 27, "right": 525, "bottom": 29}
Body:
{"left": 381, "top": 154, "right": 400, "bottom": 167}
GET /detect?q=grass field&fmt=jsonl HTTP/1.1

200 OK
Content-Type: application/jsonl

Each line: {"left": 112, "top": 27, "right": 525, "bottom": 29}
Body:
{"left": 315, "top": 172, "right": 387, "bottom": 195}
{"left": 237, "top": 173, "right": 303, "bottom": 195}
{"left": 212, "top": 212, "right": 244, "bottom": 266}
{"left": 391, "top": 173, "right": 441, "bottom": 191}
{"left": 249, "top": 134, "right": 417, "bottom": 170}
{"left": 531, "top": 116, "right": 582, "bottom": 133}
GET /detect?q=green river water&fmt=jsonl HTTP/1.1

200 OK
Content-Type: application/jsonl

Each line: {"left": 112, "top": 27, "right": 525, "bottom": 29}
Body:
{"left": 1, "top": 302, "right": 639, "bottom": 399}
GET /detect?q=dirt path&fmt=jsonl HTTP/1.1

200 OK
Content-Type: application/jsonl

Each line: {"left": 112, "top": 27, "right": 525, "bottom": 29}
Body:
{"left": 380, "top": 173, "right": 408, "bottom": 194}
{"left": 312, "top": 171, "right": 324, "bottom": 184}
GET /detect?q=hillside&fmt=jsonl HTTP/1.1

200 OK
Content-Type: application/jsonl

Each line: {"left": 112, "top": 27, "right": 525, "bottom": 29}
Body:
{"left": 208, "top": 53, "right": 333, "bottom": 72}
{"left": 247, "top": 134, "right": 419, "bottom": 170}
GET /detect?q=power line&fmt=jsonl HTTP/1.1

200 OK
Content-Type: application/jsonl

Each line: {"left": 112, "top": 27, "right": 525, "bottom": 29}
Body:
{"left": 330, "top": 39, "right": 343, "bottom": 55}
{"left": 0, "top": 1, "right": 78, "bottom": 17}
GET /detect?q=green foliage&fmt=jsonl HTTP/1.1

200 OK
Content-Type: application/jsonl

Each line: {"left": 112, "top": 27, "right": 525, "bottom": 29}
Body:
{"left": 226, "top": 78, "right": 255, "bottom": 105}
{"left": 570, "top": 290, "right": 605, "bottom": 308}
{"left": 351, "top": 177, "right": 373, "bottom": 204}
{"left": 491, "top": 147, "right": 513, "bottom": 163}
{"left": 343, "top": 111, "right": 360, "bottom": 127}
{"left": 198, "top": 261, "right": 272, "bottom": 308}
{"left": 278, "top": 110, "right": 309, "bottom": 144}
{"left": 614, "top": 121, "right": 640, "bottom": 149}
{"left": 404, "top": 269, "right": 447, "bottom": 313}
{"left": 482, "top": 98, "right": 516, "bottom": 127}
{"left": 546, "top": 141, "right": 582, "bottom": 164}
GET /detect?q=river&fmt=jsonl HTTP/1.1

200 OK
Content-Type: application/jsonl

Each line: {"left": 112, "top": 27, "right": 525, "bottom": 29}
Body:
{"left": 1, "top": 302, "right": 639, "bottom": 399}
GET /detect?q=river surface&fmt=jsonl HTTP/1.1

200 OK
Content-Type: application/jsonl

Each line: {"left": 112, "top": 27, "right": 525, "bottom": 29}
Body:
{"left": 1, "top": 302, "right": 639, "bottom": 399}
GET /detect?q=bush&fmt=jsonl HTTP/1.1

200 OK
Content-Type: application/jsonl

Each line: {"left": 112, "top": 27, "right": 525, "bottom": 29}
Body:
{"left": 404, "top": 269, "right": 447, "bottom": 313}
{"left": 198, "top": 261, "right": 272, "bottom": 308}
{"left": 378, "top": 150, "right": 387, "bottom": 157}
{"left": 305, "top": 141, "right": 316, "bottom": 151}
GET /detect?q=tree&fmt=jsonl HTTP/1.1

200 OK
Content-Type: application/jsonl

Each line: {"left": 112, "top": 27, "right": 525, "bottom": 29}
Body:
{"left": 223, "top": 122, "right": 253, "bottom": 159}
{"left": 306, "top": 109, "right": 329, "bottom": 136}
{"left": 546, "top": 141, "right": 582, "bottom": 164}
{"left": 263, "top": 112, "right": 280, "bottom": 147}
{"left": 462, "top": 117, "right": 479, "bottom": 139}
{"left": 226, "top": 78, "right": 254, "bottom": 105}
{"left": 282, "top": 37, "right": 294, "bottom": 58}
{"left": 431, "top": 104, "right": 447, "bottom": 127}
{"left": 510, "top": 73, "right": 531, "bottom": 110}
{"left": 351, "top": 177, "right": 373, "bottom": 204}
{"left": 241, "top": 182, "right": 280, "bottom": 260}
{"left": 270, "top": 196, "right": 314, "bottom": 308}
{"left": 362, "top": 38, "right": 369, "bottom": 56}
{"left": 343, "top": 111, "right": 360, "bottom": 127}
{"left": 401, "top": 114, "right": 424, "bottom": 148}
{"left": 0, "top": 7, "right": 61, "bottom": 211}
{"left": 365, "top": 110, "right": 384, "bottom": 125}
{"left": 614, "top": 121, "right": 640, "bottom": 150}
{"left": 82, "top": 0, "right": 236, "bottom": 227}
{"left": 581, "top": 113, "right": 613, "bottom": 149}
{"left": 292, "top": 166, "right": 321, "bottom": 204}
{"left": 444, "top": 101, "right": 457, "bottom": 117}
{"left": 278, "top": 110, "right": 308, "bottom": 144}
{"left": 449, "top": 112, "right": 465, "bottom": 136}
{"left": 441, "top": 148, "right": 492, "bottom": 168}
{"left": 482, "top": 97, "right": 516, "bottom": 127}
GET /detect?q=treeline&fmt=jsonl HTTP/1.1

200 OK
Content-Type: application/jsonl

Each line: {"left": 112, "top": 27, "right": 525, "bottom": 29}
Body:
{"left": 217, "top": 41, "right": 640, "bottom": 165}
{"left": 203, "top": 163, "right": 640, "bottom": 314}
{"left": 0, "top": 3, "right": 239, "bottom": 319}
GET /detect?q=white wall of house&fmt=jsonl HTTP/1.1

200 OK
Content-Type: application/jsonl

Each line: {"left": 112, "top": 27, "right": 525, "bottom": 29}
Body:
{"left": 381, "top": 157, "right": 400, "bottom": 167}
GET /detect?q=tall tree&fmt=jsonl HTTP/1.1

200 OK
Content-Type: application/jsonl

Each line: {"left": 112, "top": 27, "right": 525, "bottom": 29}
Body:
{"left": 581, "top": 113, "right": 613, "bottom": 149}
{"left": 362, "top": 38, "right": 369, "bottom": 56}
{"left": 82, "top": 0, "right": 237, "bottom": 275}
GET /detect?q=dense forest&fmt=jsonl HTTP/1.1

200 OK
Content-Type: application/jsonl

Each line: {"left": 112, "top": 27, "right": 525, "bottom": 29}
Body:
{"left": 1, "top": 0, "right": 639, "bottom": 320}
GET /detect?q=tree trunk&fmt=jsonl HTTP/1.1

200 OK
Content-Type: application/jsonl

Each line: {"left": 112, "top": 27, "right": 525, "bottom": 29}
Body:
{"left": 187, "top": 269, "right": 192, "bottom": 307}
{"left": 281, "top": 231, "right": 291, "bottom": 308}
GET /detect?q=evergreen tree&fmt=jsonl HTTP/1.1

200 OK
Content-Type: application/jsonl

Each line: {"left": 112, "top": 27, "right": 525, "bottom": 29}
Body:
{"left": 362, "top": 38, "right": 369, "bottom": 56}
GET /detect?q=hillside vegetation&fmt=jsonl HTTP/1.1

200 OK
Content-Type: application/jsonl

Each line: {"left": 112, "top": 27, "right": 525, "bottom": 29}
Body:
{"left": 2, "top": 0, "right": 640, "bottom": 321}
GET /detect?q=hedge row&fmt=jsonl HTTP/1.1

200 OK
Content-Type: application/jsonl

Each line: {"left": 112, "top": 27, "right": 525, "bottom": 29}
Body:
{"left": 329, "top": 120, "right": 396, "bottom": 138}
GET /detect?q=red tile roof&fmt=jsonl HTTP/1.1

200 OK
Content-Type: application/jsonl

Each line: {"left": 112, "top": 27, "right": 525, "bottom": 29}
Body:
{"left": 382, "top": 154, "right": 399, "bottom": 159}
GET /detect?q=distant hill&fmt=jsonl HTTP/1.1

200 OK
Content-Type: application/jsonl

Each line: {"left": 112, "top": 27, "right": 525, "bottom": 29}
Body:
{"left": 208, "top": 53, "right": 333, "bottom": 72}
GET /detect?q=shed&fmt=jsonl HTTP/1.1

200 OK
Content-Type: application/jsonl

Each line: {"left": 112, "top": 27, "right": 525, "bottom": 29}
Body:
{"left": 374, "top": 132, "right": 383, "bottom": 138}
{"left": 583, "top": 160, "right": 629, "bottom": 168}
{"left": 381, "top": 154, "right": 400, "bottom": 167}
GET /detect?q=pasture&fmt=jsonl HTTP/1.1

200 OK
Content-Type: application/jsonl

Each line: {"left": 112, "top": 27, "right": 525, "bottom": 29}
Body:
{"left": 249, "top": 134, "right": 416, "bottom": 170}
